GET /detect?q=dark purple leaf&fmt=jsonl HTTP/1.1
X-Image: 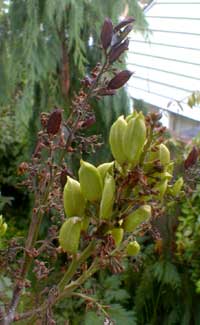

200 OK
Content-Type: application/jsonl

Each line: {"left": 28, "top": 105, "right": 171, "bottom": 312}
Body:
{"left": 107, "top": 70, "right": 133, "bottom": 90}
{"left": 101, "top": 18, "right": 113, "bottom": 50}
{"left": 111, "top": 25, "right": 132, "bottom": 47}
{"left": 184, "top": 146, "right": 199, "bottom": 169}
{"left": 109, "top": 39, "right": 129, "bottom": 64}
{"left": 81, "top": 116, "right": 96, "bottom": 128}
{"left": 114, "top": 16, "right": 135, "bottom": 32}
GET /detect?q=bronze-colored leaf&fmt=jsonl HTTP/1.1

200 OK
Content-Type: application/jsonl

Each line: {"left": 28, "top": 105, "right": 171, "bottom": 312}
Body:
{"left": 111, "top": 25, "right": 132, "bottom": 47}
{"left": 109, "top": 39, "right": 129, "bottom": 64}
{"left": 114, "top": 16, "right": 135, "bottom": 32}
{"left": 107, "top": 70, "right": 133, "bottom": 90}
{"left": 81, "top": 116, "right": 96, "bottom": 128}
{"left": 101, "top": 18, "right": 113, "bottom": 50}
{"left": 47, "top": 109, "right": 62, "bottom": 135}
{"left": 184, "top": 146, "right": 199, "bottom": 169}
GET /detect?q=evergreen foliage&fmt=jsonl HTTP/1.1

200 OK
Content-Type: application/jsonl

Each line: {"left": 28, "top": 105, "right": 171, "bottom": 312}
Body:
{"left": 55, "top": 270, "right": 137, "bottom": 324}
{"left": 125, "top": 244, "right": 200, "bottom": 325}
{"left": 176, "top": 182, "right": 200, "bottom": 294}
{"left": 0, "top": 0, "right": 147, "bottom": 221}
{"left": 0, "top": 0, "right": 148, "bottom": 145}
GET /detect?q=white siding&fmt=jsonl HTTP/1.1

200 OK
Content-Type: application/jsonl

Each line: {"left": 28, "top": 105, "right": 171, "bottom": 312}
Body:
{"left": 127, "top": 0, "right": 200, "bottom": 121}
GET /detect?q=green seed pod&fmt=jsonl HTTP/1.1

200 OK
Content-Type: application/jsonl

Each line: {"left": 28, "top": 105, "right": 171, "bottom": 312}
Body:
{"left": 126, "top": 241, "right": 140, "bottom": 256}
{"left": 159, "top": 144, "right": 170, "bottom": 166}
{"left": 109, "top": 116, "right": 127, "bottom": 165}
{"left": 59, "top": 217, "right": 82, "bottom": 254}
{"left": 0, "top": 223, "right": 7, "bottom": 236}
{"left": 152, "top": 171, "right": 172, "bottom": 181}
{"left": 0, "top": 215, "right": 7, "bottom": 236}
{"left": 110, "top": 228, "right": 124, "bottom": 247}
{"left": 63, "top": 177, "right": 86, "bottom": 217}
{"left": 97, "top": 161, "right": 114, "bottom": 182}
{"left": 0, "top": 215, "right": 3, "bottom": 227}
{"left": 100, "top": 174, "right": 115, "bottom": 220}
{"left": 163, "top": 172, "right": 172, "bottom": 180}
{"left": 171, "top": 177, "right": 183, "bottom": 196}
{"left": 79, "top": 160, "right": 103, "bottom": 202}
{"left": 81, "top": 216, "right": 90, "bottom": 232}
{"left": 154, "top": 179, "right": 168, "bottom": 199}
{"left": 123, "top": 112, "right": 146, "bottom": 166}
{"left": 143, "top": 161, "right": 158, "bottom": 173}
{"left": 145, "top": 150, "right": 157, "bottom": 163}
{"left": 123, "top": 205, "right": 151, "bottom": 232}
{"left": 125, "top": 111, "right": 138, "bottom": 123}
{"left": 166, "top": 162, "right": 174, "bottom": 175}
{"left": 147, "top": 144, "right": 171, "bottom": 167}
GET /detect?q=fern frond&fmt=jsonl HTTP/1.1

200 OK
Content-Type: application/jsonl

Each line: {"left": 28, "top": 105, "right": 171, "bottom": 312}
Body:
{"left": 153, "top": 261, "right": 181, "bottom": 289}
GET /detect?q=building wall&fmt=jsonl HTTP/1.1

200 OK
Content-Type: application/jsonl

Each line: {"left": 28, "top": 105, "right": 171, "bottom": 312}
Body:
{"left": 127, "top": 0, "right": 200, "bottom": 123}
{"left": 132, "top": 99, "right": 200, "bottom": 138}
{"left": 169, "top": 113, "right": 200, "bottom": 137}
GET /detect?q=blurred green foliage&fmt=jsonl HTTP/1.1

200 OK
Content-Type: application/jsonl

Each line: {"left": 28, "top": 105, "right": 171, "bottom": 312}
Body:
{"left": 176, "top": 183, "right": 200, "bottom": 294}
{"left": 54, "top": 269, "right": 137, "bottom": 325}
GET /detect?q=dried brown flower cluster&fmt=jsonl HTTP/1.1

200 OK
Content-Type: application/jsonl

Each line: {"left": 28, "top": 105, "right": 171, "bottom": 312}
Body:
{"left": 0, "top": 17, "right": 135, "bottom": 325}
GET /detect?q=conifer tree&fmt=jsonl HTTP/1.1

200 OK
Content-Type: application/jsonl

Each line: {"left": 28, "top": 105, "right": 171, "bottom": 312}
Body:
{"left": 0, "top": 0, "right": 148, "bottom": 160}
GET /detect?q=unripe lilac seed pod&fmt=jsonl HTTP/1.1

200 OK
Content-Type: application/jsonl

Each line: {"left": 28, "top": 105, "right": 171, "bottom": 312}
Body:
{"left": 123, "top": 112, "right": 146, "bottom": 166}
{"left": 63, "top": 177, "right": 86, "bottom": 218}
{"left": 126, "top": 241, "right": 140, "bottom": 256}
{"left": 109, "top": 116, "right": 127, "bottom": 165}
{"left": 97, "top": 161, "right": 114, "bottom": 182}
{"left": 99, "top": 174, "right": 115, "bottom": 220}
{"left": 171, "top": 177, "right": 183, "bottom": 196}
{"left": 123, "top": 205, "right": 151, "bottom": 232}
{"left": 153, "top": 179, "right": 168, "bottom": 199}
{"left": 110, "top": 228, "right": 124, "bottom": 247}
{"left": 79, "top": 160, "right": 103, "bottom": 202}
{"left": 159, "top": 144, "right": 170, "bottom": 166}
{"left": 59, "top": 217, "right": 82, "bottom": 254}
{"left": 0, "top": 215, "right": 7, "bottom": 236}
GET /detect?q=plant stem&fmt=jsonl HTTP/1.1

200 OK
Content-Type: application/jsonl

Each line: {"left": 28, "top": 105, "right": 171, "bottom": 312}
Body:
{"left": 71, "top": 292, "right": 109, "bottom": 318}
{"left": 56, "top": 259, "right": 99, "bottom": 303}
{"left": 58, "top": 240, "right": 97, "bottom": 291}
{"left": 4, "top": 56, "right": 109, "bottom": 325}
{"left": 4, "top": 158, "right": 57, "bottom": 324}
{"left": 15, "top": 259, "right": 100, "bottom": 323}
{"left": 3, "top": 208, "right": 46, "bottom": 325}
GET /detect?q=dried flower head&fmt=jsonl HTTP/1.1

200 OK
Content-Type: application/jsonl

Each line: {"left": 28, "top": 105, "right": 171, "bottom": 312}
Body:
{"left": 47, "top": 108, "right": 62, "bottom": 135}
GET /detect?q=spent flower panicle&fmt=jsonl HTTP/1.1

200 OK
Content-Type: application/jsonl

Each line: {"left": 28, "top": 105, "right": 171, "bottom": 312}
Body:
{"left": 1, "top": 17, "right": 184, "bottom": 325}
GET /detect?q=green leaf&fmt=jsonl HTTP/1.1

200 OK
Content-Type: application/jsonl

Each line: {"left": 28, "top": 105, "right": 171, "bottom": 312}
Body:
{"left": 108, "top": 304, "right": 137, "bottom": 325}
{"left": 0, "top": 276, "right": 12, "bottom": 299}
{"left": 104, "top": 289, "right": 130, "bottom": 304}
{"left": 153, "top": 261, "right": 181, "bottom": 289}
{"left": 84, "top": 311, "right": 104, "bottom": 325}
